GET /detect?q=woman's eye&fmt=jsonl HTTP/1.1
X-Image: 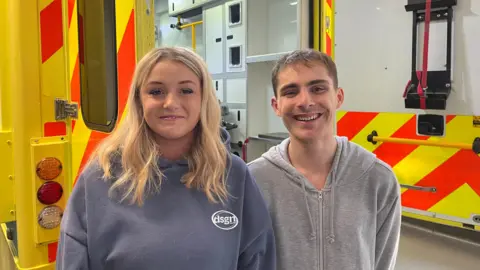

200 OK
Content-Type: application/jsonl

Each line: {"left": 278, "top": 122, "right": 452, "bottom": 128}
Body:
{"left": 149, "top": 89, "right": 162, "bottom": 95}
{"left": 181, "top": 88, "right": 194, "bottom": 94}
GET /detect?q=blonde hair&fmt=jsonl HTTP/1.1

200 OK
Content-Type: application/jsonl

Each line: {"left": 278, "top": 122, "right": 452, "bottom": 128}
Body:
{"left": 84, "top": 47, "right": 230, "bottom": 206}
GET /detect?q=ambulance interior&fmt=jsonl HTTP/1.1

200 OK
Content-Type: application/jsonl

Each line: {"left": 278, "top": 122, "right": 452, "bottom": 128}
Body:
{"left": 154, "top": 0, "right": 480, "bottom": 268}
{"left": 0, "top": 0, "right": 479, "bottom": 269}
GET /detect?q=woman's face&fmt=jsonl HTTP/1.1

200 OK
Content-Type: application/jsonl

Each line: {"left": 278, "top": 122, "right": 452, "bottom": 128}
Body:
{"left": 140, "top": 60, "right": 202, "bottom": 143}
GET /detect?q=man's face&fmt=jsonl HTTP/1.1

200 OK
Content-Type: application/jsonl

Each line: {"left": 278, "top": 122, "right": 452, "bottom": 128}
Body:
{"left": 271, "top": 62, "right": 344, "bottom": 142}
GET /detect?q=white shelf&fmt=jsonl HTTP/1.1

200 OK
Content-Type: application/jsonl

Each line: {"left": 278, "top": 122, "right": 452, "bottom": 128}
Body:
{"left": 246, "top": 0, "right": 300, "bottom": 57}
{"left": 246, "top": 61, "right": 288, "bottom": 139}
{"left": 246, "top": 51, "right": 292, "bottom": 64}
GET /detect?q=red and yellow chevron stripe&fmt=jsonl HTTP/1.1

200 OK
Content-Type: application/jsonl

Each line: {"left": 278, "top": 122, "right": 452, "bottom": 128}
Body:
{"left": 38, "top": 0, "right": 137, "bottom": 263}
{"left": 321, "top": 0, "right": 334, "bottom": 58}
{"left": 39, "top": 0, "right": 71, "bottom": 262}
{"left": 337, "top": 111, "right": 480, "bottom": 228}
{"left": 69, "top": 0, "right": 135, "bottom": 183}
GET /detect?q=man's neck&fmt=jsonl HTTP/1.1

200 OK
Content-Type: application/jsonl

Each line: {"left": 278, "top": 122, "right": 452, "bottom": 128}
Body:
{"left": 288, "top": 135, "right": 338, "bottom": 176}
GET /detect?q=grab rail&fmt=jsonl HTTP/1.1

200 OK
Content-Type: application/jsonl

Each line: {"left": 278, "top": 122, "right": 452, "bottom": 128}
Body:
{"left": 171, "top": 16, "right": 203, "bottom": 52}
{"left": 367, "top": 130, "right": 480, "bottom": 155}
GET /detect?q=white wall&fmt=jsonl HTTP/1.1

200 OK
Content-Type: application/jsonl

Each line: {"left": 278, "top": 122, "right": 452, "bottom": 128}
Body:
{"left": 154, "top": 0, "right": 205, "bottom": 59}
{"left": 335, "top": 0, "right": 480, "bottom": 115}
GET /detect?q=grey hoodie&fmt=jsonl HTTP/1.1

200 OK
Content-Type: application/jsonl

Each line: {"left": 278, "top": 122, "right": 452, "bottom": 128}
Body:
{"left": 247, "top": 135, "right": 401, "bottom": 270}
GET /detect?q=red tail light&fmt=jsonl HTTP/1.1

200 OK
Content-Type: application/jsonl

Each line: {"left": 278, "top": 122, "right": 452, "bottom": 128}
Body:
{"left": 37, "top": 181, "right": 63, "bottom": 205}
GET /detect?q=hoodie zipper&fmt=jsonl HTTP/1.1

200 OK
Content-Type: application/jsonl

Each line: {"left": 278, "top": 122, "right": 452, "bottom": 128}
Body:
{"left": 318, "top": 192, "right": 323, "bottom": 270}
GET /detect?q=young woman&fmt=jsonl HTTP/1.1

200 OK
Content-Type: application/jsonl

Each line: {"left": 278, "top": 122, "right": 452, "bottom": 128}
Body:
{"left": 56, "top": 47, "right": 276, "bottom": 270}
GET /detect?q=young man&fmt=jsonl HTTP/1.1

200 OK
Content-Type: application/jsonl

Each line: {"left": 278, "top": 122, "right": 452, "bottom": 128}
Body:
{"left": 247, "top": 49, "right": 401, "bottom": 270}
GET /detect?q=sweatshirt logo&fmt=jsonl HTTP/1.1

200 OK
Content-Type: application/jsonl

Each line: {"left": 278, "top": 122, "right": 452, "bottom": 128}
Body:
{"left": 211, "top": 210, "right": 239, "bottom": 230}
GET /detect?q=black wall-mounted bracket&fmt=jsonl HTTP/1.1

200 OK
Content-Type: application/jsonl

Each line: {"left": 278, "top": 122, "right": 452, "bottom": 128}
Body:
{"left": 403, "top": 0, "right": 457, "bottom": 110}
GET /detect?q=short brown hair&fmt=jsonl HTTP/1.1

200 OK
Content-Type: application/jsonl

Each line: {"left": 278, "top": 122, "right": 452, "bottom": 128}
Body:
{"left": 271, "top": 49, "right": 338, "bottom": 96}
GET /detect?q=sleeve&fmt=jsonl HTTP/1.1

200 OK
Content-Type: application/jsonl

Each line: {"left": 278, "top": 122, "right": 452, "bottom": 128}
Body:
{"left": 237, "top": 167, "right": 277, "bottom": 270}
{"left": 56, "top": 174, "right": 90, "bottom": 270}
{"left": 374, "top": 175, "right": 402, "bottom": 270}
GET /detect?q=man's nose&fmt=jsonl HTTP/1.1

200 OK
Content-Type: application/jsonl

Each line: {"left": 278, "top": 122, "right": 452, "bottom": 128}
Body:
{"left": 298, "top": 89, "right": 314, "bottom": 108}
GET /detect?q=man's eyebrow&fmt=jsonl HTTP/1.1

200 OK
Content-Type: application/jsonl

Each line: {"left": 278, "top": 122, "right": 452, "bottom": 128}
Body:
{"left": 279, "top": 83, "right": 298, "bottom": 92}
{"left": 307, "top": 79, "right": 329, "bottom": 86}
{"left": 279, "top": 79, "right": 330, "bottom": 92}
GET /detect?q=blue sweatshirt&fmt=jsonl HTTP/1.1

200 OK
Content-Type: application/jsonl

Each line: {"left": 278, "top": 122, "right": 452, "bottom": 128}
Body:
{"left": 56, "top": 128, "right": 276, "bottom": 270}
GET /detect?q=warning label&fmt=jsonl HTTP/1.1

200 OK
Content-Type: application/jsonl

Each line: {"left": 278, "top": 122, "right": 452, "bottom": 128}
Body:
{"left": 474, "top": 116, "right": 480, "bottom": 128}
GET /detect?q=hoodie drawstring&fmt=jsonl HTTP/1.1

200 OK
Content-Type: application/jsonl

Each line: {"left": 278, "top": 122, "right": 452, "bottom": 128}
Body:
{"left": 326, "top": 184, "right": 335, "bottom": 244}
{"left": 301, "top": 177, "right": 317, "bottom": 240}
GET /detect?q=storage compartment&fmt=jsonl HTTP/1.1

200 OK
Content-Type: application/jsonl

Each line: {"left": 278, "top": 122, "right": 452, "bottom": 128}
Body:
{"left": 205, "top": 4, "right": 224, "bottom": 74}
{"left": 167, "top": 0, "right": 213, "bottom": 16}
{"left": 228, "top": 2, "right": 242, "bottom": 25}
{"left": 214, "top": 79, "right": 224, "bottom": 103}
{"left": 246, "top": 0, "right": 300, "bottom": 59}
{"left": 225, "top": 0, "right": 246, "bottom": 72}
{"left": 226, "top": 78, "right": 246, "bottom": 103}
{"left": 416, "top": 114, "right": 445, "bottom": 137}
{"left": 228, "top": 45, "right": 242, "bottom": 68}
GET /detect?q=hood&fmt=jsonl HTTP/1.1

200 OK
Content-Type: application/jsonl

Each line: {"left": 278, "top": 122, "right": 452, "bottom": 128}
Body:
{"left": 220, "top": 127, "right": 232, "bottom": 152}
{"left": 261, "top": 135, "right": 377, "bottom": 243}
{"left": 157, "top": 127, "right": 232, "bottom": 169}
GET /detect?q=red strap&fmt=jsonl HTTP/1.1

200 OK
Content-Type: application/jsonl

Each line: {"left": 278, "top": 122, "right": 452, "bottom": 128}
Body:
{"left": 418, "top": 0, "right": 432, "bottom": 109}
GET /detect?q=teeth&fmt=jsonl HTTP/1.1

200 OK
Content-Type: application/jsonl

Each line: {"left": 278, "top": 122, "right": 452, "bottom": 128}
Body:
{"left": 295, "top": 114, "right": 320, "bottom": 121}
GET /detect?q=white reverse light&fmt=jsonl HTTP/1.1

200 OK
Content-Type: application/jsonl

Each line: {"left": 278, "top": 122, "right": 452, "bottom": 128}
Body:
{"left": 38, "top": 205, "right": 63, "bottom": 229}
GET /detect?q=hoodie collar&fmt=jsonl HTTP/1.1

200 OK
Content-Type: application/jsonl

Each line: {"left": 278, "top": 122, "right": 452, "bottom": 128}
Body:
{"left": 261, "top": 136, "right": 346, "bottom": 244}
{"left": 157, "top": 127, "right": 231, "bottom": 169}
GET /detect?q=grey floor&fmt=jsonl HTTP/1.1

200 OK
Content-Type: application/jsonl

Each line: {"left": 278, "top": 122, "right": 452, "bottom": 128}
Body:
{"left": 396, "top": 219, "right": 480, "bottom": 270}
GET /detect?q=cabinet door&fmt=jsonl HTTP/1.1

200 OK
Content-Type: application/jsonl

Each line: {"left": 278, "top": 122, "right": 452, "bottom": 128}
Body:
{"left": 205, "top": 5, "right": 224, "bottom": 75}
{"left": 168, "top": 0, "right": 190, "bottom": 15}
{"left": 168, "top": 0, "right": 176, "bottom": 14}
{"left": 225, "top": 0, "right": 245, "bottom": 73}
{"left": 214, "top": 79, "right": 224, "bottom": 102}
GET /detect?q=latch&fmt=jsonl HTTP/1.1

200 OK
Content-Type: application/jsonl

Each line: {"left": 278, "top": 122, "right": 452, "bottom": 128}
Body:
{"left": 54, "top": 98, "right": 78, "bottom": 120}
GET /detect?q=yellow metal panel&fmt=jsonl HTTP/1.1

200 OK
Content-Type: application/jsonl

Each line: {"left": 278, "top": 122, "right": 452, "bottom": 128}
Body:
{"left": 116, "top": 0, "right": 135, "bottom": 51}
{"left": 31, "top": 137, "right": 68, "bottom": 244}
{"left": 41, "top": 50, "right": 69, "bottom": 124}
{"left": 135, "top": 0, "right": 155, "bottom": 60}
{"left": 402, "top": 211, "right": 465, "bottom": 229}
{"left": 313, "top": 0, "right": 320, "bottom": 50}
{"left": 429, "top": 183, "right": 480, "bottom": 221}
{"left": 39, "top": 0, "right": 55, "bottom": 11}
{"left": 0, "top": 0, "right": 15, "bottom": 224}
{"left": 320, "top": 0, "right": 334, "bottom": 58}
{"left": 68, "top": 0, "right": 79, "bottom": 77}
{"left": 0, "top": 0, "right": 12, "bottom": 131}
{"left": 9, "top": 0, "right": 51, "bottom": 267}
{"left": 335, "top": 111, "right": 347, "bottom": 121}
{"left": 0, "top": 132, "right": 15, "bottom": 223}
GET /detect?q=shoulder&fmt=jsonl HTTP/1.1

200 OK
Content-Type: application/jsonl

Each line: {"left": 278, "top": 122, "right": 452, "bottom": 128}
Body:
{"left": 351, "top": 141, "right": 400, "bottom": 204}
{"left": 246, "top": 156, "right": 276, "bottom": 180}
{"left": 227, "top": 154, "right": 249, "bottom": 178}
{"left": 336, "top": 138, "right": 400, "bottom": 198}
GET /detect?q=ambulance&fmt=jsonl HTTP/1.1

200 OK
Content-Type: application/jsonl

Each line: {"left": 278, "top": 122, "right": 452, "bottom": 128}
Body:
{"left": 1, "top": 0, "right": 479, "bottom": 269}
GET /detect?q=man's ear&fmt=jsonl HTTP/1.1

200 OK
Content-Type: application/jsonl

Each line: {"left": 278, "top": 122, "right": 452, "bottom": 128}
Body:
{"left": 335, "top": 87, "right": 344, "bottom": 109}
{"left": 271, "top": 96, "right": 281, "bottom": 116}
